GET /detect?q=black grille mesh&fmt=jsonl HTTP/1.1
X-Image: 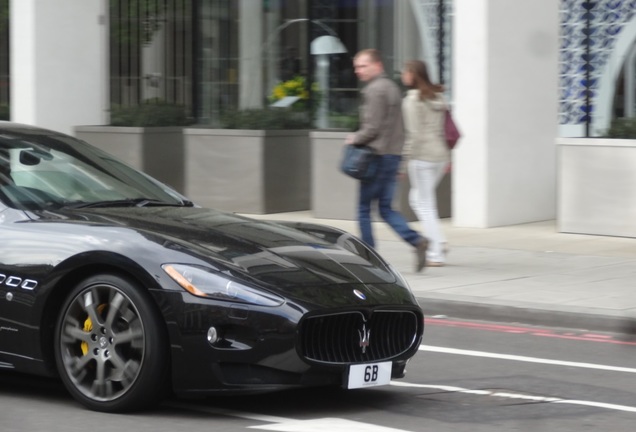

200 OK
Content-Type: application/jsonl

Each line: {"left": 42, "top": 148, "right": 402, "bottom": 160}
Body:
{"left": 299, "top": 310, "right": 420, "bottom": 364}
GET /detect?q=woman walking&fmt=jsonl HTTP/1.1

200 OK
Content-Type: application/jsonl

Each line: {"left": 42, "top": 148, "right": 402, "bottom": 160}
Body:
{"left": 401, "top": 60, "right": 450, "bottom": 266}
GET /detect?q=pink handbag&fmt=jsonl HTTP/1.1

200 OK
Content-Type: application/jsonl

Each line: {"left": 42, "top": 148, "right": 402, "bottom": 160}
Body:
{"left": 444, "top": 110, "right": 461, "bottom": 150}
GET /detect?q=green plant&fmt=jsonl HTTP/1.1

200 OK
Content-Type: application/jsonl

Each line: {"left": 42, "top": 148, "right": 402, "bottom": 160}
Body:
{"left": 0, "top": 104, "right": 9, "bottom": 121}
{"left": 605, "top": 117, "right": 636, "bottom": 138}
{"left": 220, "top": 108, "right": 312, "bottom": 130}
{"left": 329, "top": 112, "right": 359, "bottom": 130}
{"left": 110, "top": 99, "right": 192, "bottom": 127}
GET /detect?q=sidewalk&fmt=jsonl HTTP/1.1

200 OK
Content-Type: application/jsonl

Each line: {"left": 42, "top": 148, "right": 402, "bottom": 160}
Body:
{"left": 247, "top": 211, "right": 636, "bottom": 334}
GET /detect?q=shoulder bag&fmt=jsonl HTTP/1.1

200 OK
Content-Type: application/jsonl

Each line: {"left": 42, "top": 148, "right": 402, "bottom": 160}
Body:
{"left": 444, "top": 110, "right": 461, "bottom": 150}
{"left": 340, "top": 144, "right": 378, "bottom": 181}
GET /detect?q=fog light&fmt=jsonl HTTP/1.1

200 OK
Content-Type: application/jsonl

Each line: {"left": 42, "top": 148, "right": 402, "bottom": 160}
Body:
{"left": 207, "top": 327, "right": 218, "bottom": 345}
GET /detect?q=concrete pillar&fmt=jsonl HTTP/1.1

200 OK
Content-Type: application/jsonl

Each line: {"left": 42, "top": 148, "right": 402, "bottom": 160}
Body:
{"left": 239, "top": 0, "right": 263, "bottom": 109}
{"left": 10, "top": 0, "right": 108, "bottom": 135}
{"left": 452, "top": 0, "right": 559, "bottom": 227}
{"left": 264, "top": 0, "right": 281, "bottom": 97}
{"left": 142, "top": 26, "right": 166, "bottom": 101}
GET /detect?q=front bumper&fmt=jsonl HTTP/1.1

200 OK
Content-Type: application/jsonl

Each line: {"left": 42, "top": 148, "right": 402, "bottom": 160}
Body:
{"left": 151, "top": 290, "right": 423, "bottom": 396}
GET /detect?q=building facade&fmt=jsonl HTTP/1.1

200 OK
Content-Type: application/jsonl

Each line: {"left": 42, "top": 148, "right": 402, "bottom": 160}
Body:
{"left": 3, "top": 0, "right": 634, "bottom": 227}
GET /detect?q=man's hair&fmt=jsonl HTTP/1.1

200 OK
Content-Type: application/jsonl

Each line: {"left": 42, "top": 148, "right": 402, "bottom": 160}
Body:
{"left": 354, "top": 48, "right": 382, "bottom": 64}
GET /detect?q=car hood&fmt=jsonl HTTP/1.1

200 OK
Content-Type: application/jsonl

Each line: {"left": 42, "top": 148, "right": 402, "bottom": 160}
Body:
{"left": 34, "top": 207, "right": 400, "bottom": 292}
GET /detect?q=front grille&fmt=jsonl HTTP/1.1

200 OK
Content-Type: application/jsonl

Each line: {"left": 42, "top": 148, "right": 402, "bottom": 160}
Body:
{"left": 299, "top": 310, "right": 421, "bottom": 364}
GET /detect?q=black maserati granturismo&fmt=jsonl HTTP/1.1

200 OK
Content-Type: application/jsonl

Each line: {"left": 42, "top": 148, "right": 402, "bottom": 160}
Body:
{"left": 0, "top": 121, "right": 424, "bottom": 412}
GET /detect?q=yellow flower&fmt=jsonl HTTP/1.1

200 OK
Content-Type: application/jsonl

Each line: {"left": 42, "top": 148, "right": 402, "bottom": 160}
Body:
{"left": 273, "top": 86, "right": 286, "bottom": 100}
{"left": 270, "top": 76, "right": 310, "bottom": 101}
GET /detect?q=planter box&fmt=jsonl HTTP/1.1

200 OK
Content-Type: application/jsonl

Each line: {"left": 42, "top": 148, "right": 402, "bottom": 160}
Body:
{"left": 311, "top": 131, "right": 358, "bottom": 219}
{"left": 558, "top": 137, "right": 636, "bottom": 237}
{"left": 183, "top": 128, "right": 310, "bottom": 213}
{"left": 311, "top": 131, "right": 451, "bottom": 220}
{"left": 74, "top": 126, "right": 185, "bottom": 193}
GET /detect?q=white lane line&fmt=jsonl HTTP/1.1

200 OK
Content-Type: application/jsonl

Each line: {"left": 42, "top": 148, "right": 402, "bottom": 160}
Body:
{"left": 552, "top": 400, "right": 636, "bottom": 412}
{"left": 249, "top": 417, "right": 412, "bottom": 431}
{"left": 167, "top": 403, "right": 290, "bottom": 423}
{"left": 390, "top": 381, "right": 636, "bottom": 413}
{"left": 167, "top": 402, "right": 412, "bottom": 432}
{"left": 420, "top": 345, "right": 636, "bottom": 374}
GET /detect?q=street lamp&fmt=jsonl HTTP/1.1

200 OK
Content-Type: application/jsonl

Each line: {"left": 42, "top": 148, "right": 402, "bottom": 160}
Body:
{"left": 310, "top": 35, "right": 348, "bottom": 129}
{"left": 260, "top": 19, "right": 347, "bottom": 127}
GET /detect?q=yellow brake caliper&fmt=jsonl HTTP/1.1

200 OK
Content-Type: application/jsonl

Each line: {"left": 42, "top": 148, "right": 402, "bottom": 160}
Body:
{"left": 81, "top": 304, "right": 107, "bottom": 355}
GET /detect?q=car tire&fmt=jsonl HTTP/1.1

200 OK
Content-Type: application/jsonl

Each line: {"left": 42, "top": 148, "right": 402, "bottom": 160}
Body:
{"left": 54, "top": 273, "right": 169, "bottom": 412}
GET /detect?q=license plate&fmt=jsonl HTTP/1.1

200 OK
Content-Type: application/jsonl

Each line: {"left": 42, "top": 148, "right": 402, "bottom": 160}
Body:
{"left": 346, "top": 362, "right": 392, "bottom": 389}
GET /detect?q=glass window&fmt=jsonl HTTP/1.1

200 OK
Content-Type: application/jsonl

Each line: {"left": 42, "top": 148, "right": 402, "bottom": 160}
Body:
{"left": 197, "top": 0, "right": 398, "bottom": 129}
{"left": 612, "top": 41, "right": 636, "bottom": 120}
{"left": 197, "top": 0, "right": 240, "bottom": 125}
{"left": 106, "top": 0, "right": 403, "bottom": 129}
{"left": 109, "top": 0, "right": 194, "bottom": 109}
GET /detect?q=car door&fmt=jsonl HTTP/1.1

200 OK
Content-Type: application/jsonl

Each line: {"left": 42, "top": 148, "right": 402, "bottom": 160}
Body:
{"left": 0, "top": 201, "right": 46, "bottom": 366}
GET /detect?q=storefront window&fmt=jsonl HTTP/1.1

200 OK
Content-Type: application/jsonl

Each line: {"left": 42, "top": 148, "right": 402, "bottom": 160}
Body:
{"left": 612, "top": 41, "right": 636, "bottom": 120}
{"left": 197, "top": 0, "right": 239, "bottom": 125}
{"left": 106, "top": 0, "right": 406, "bottom": 128}
{"left": 196, "top": 0, "right": 396, "bottom": 129}
{"left": 109, "top": 0, "right": 194, "bottom": 112}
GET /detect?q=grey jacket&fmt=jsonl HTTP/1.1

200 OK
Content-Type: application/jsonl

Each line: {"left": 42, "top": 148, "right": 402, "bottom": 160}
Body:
{"left": 351, "top": 74, "right": 405, "bottom": 155}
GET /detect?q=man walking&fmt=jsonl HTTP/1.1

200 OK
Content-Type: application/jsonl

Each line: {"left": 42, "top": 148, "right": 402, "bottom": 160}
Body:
{"left": 346, "top": 49, "right": 429, "bottom": 272}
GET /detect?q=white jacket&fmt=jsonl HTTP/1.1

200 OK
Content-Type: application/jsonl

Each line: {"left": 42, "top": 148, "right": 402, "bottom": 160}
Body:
{"left": 401, "top": 89, "right": 450, "bottom": 169}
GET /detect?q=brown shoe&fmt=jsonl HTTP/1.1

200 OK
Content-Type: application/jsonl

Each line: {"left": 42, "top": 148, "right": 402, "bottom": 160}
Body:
{"left": 415, "top": 237, "right": 429, "bottom": 272}
{"left": 426, "top": 261, "right": 445, "bottom": 267}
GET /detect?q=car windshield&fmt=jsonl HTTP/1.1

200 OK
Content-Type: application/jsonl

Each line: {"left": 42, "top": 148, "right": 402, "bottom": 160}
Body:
{"left": 0, "top": 129, "right": 190, "bottom": 210}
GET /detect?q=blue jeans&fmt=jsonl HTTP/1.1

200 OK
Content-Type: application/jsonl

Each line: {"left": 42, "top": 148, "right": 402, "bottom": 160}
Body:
{"left": 358, "top": 154, "right": 423, "bottom": 249}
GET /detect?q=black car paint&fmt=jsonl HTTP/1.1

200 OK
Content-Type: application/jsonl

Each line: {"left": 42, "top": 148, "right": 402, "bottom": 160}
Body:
{"left": 1, "top": 206, "right": 423, "bottom": 392}
{"left": 0, "top": 122, "right": 424, "bottom": 399}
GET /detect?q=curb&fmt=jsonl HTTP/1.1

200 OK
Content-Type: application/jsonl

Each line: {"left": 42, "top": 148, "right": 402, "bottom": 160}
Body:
{"left": 417, "top": 296, "right": 636, "bottom": 335}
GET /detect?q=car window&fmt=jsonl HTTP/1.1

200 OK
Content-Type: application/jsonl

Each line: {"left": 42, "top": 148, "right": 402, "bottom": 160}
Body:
{"left": 0, "top": 132, "right": 188, "bottom": 210}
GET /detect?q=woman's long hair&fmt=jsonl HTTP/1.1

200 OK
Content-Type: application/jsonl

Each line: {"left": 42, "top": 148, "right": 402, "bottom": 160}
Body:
{"left": 404, "top": 60, "right": 444, "bottom": 101}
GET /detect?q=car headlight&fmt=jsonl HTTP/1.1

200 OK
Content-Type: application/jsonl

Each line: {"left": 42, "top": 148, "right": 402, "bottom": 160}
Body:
{"left": 162, "top": 264, "right": 284, "bottom": 307}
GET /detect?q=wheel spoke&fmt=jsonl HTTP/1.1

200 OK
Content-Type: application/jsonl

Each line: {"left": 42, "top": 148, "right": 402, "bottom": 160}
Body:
{"left": 91, "top": 359, "right": 114, "bottom": 399}
{"left": 104, "top": 292, "right": 126, "bottom": 328}
{"left": 114, "top": 326, "right": 144, "bottom": 346}
{"left": 68, "top": 353, "right": 92, "bottom": 377}
{"left": 110, "top": 354, "right": 141, "bottom": 386}
{"left": 82, "top": 289, "right": 103, "bottom": 328}
{"left": 120, "top": 307, "right": 138, "bottom": 325}
{"left": 120, "top": 360, "right": 140, "bottom": 387}
{"left": 62, "top": 324, "right": 92, "bottom": 344}
{"left": 109, "top": 349, "right": 127, "bottom": 371}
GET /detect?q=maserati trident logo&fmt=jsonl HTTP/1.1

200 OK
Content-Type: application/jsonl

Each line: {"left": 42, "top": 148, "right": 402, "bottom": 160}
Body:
{"left": 358, "top": 323, "right": 371, "bottom": 354}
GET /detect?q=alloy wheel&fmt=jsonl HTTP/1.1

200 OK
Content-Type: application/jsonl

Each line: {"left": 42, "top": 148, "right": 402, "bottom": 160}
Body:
{"left": 58, "top": 282, "right": 146, "bottom": 402}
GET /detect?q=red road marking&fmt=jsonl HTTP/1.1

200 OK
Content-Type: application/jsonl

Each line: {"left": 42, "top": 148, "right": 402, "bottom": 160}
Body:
{"left": 425, "top": 317, "right": 636, "bottom": 346}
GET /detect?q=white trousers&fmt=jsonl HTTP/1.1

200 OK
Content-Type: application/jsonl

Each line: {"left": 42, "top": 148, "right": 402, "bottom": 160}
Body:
{"left": 408, "top": 159, "right": 449, "bottom": 262}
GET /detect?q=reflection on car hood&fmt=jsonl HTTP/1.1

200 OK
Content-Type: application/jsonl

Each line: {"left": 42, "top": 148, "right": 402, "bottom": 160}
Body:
{"left": 42, "top": 207, "right": 398, "bottom": 291}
